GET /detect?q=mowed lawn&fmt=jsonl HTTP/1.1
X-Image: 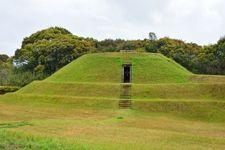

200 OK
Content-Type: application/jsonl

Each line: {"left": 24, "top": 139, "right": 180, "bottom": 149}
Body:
{"left": 0, "top": 95, "right": 225, "bottom": 150}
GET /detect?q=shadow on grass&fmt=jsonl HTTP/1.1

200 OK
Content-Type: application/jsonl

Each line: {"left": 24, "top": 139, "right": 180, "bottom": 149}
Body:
{"left": 0, "top": 122, "right": 32, "bottom": 129}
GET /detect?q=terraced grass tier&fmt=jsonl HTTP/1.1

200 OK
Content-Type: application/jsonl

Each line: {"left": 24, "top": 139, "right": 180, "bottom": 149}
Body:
{"left": 16, "top": 81, "right": 225, "bottom": 100}
{"left": 1, "top": 94, "right": 225, "bottom": 122}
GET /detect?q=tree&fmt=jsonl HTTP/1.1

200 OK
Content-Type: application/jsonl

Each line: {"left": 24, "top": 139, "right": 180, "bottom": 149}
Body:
{"left": 0, "top": 54, "right": 9, "bottom": 62}
{"left": 0, "top": 54, "right": 11, "bottom": 85}
{"left": 149, "top": 32, "right": 157, "bottom": 41}
{"left": 14, "top": 27, "right": 96, "bottom": 74}
{"left": 195, "top": 45, "right": 217, "bottom": 74}
{"left": 156, "top": 37, "right": 202, "bottom": 73}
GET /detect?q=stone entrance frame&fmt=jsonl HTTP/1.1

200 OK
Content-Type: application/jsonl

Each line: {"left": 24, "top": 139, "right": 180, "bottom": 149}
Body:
{"left": 122, "top": 64, "right": 132, "bottom": 83}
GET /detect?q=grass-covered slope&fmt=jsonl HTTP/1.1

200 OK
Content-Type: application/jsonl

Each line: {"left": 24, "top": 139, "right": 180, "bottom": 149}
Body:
{"left": 11, "top": 52, "right": 225, "bottom": 123}
{"left": 16, "top": 52, "right": 225, "bottom": 100}
{"left": 132, "top": 53, "right": 191, "bottom": 83}
{"left": 5, "top": 52, "right": 225, "bottom": 99}
{"left": 46, "top": 52, "right": 192, "bottom": 84}
{"left": 46, "top": 53, "right": 122, "bottom": 83}
{"left": 16, "top": 81, "right": 225, "bottom": 100}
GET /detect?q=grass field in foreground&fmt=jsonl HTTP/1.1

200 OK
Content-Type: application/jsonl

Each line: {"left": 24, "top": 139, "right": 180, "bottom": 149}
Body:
{"left": 0, "top": 95, "right": 225, "bottom": 150}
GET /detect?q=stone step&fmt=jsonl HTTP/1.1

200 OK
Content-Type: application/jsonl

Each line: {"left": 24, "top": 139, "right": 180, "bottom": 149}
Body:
{"left": 119, "top": 100, "right": 132, "bottom": 108}
{"left": 120, "top": 95, "right": 131, "bottom": 99}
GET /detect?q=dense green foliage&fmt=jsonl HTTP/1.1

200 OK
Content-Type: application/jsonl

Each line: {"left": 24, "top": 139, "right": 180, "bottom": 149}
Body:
{"left": 97, "top": 39, "right": 146, "bottom": 52}
{"left": 0, "top": 56, "right": 47, "bottom": 87}
{"left": 14, "top": 27, "right": 96, "bottom": 74}
{"left": 155, "top": 37, "right": 225, "bottom": 74}
{"left": 0, "top": 55, "right": 48, "bottom": 87}
{"left": 0, "top": 54, "right": 10, "bottom": 82}
{"left": 0, "top": 27, "right": 97, "bottom": 87}
{"left": 2, "top": 71, "right": 47, "bottom": 87}
{"left": 97, "top": 37, "right": 225, "bottom": 75}
{"left": 0, "top": 54, "right": 9, "bottom": 62}
{"left": 195, "top": 37, "right": 225, "bottom": 74}
{"left": 1, "top": 27, "right": 225, "bottom": 88}
{"left": 0, "top": 86, "right": 19, "bottom": 94}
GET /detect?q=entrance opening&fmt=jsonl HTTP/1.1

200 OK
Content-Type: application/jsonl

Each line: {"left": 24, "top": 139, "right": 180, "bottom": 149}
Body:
{"left": 123, "top": 64, "right": 131, "bottom": 83}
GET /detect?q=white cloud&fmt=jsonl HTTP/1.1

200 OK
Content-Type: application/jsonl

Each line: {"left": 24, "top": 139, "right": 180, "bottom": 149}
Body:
{"left": 0, "top": 0, "right": 225, "bottom": 56}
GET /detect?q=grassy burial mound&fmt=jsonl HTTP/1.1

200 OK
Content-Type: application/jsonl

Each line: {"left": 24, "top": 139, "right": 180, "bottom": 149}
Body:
{"left": 15, "top": 52, "right": 225, "bottom": 100}
{"left": 1, "top": 52, "right": 225, "bottom": 149}
{"left": 2, "top": 52, "right": 224, "bottom": 122}
{"left": 45, "top": 52, "right": 191, "bottom": 83}
{"left": 17, "top": 52, "right": 193, "bottom": 98}
{"left": 14, "top": 52, "right": 192, "bottom": 99}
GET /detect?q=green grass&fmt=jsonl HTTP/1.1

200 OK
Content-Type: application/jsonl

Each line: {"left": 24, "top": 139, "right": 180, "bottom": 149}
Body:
{"left": 15, "top": 81, "right": 225, "bottom": 100}
{"left": 1, "top": 52, "right": 225, "bottom": 149}
{"left": 0, "top": 130, "right": 87, "bottom": 150}
{"left": 131, "top": 53, "right": 191, "bottom": 83}
{"left": 190, "top": 74, "right": 225, "bottom": 83}
{"left": 0, "top": 121, "right": 31, "bottom": 129}
{"left": 0, "top": 98, "right": 225, "bottom": 149}
{"left": 16, "top": 81, "right": 121, "bottom": 98}
{"left": 46, "top": 52, "right": 193, "bottom": 84}
{"left": 1, "top": 94, "right": 225, "bottom": 122}
{"left": 133, "top": 100, "right": 225, "bottom": 122}
{"left": 132, "top": 83, "right": 225, "bottom": 100}
{"left": 46, "top": 53, "right": 123, "bottom": 83}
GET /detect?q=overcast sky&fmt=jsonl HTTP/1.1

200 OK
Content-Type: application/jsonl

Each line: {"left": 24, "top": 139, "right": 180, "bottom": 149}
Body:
{"left": 0, "top": 0, "right": 225, "bottom": 56}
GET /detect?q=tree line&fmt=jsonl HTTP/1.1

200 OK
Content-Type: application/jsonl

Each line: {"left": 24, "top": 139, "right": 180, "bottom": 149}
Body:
{"left": 97, "top": 37, "right": 225, "bottom": 75}
{"left": 0, "top": 27, "right": 225, "bottom": 87}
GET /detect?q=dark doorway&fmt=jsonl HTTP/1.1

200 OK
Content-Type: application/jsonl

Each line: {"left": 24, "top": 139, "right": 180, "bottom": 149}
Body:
{"left": 123, "top": 64, "right": 131, "bottom": 83}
